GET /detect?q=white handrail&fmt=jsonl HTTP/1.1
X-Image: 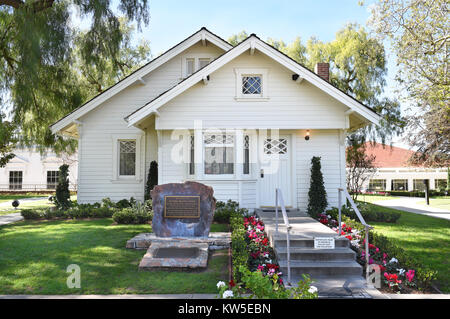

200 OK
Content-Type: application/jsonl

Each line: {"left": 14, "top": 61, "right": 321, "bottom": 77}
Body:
{"left": 275, "top": 188, "right": 292, "bottom": 286}
{"left": 338, "top": 188, "right": 373, "bottom": 280}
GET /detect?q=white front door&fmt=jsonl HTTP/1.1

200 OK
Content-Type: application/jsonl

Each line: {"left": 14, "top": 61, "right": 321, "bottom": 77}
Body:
{"left": 258, "top": 135, "right": 292, "bottom": 207}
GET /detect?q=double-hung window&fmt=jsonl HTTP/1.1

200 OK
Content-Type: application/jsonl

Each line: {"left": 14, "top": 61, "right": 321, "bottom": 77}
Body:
{"left": 47, "top": 171, "right": 59, "bottom": 189}
{"left": 9, "top": 171, "right": 23, "bottom": 190}
{"left": 119, "top": 140, "right": 136, "bottom": 176}
{"left": 204, "top": 134, "right": 234, "bottom": 175}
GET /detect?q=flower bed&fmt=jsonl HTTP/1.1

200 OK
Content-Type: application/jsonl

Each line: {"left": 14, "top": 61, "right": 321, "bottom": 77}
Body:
{"left": 317, "top": 209, "right": 437, "bottom": 294}
{"left": 223, "top": 210, "right": 317, "bottom": 299}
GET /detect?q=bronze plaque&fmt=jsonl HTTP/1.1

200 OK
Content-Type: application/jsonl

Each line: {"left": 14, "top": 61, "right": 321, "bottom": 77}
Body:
{"left": 164, "top": 196, "right": 200, "bottom": 219}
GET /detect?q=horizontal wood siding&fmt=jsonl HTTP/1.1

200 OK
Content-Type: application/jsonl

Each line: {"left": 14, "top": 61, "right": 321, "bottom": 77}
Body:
{"left": 77, "top": 43, "right": 224, "bottom": 203}
{"left": 157, "top": 51, "right": 348, "bottom": 129}
{"left": 295, "top": 129, "right": 343, "bottom": 211}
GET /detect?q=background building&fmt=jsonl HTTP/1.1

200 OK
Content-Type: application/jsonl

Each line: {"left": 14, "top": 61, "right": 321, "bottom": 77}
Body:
{"left": 0, "top": 147, "right": 77, "bottom": 192}
{"left": 359, "top": 142, "right": 448, "bottom": 192}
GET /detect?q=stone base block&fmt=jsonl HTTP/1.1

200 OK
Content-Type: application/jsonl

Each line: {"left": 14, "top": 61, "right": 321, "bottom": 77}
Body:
{"left": 126, "top": 232, "right": 231, "bottom": 250}
{"left": 139, "top": 241, "right": 209, "bottom": 270}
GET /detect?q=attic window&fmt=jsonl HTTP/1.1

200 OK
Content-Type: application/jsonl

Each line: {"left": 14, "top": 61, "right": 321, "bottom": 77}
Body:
{"left": 183, "top": 56, "right": 213, "bottom": 78}
{"left": 234, "top": 68, "right": 269, "bottom": 100}
{"left": 242, "top": 76, "right": 262, "bottom": 95}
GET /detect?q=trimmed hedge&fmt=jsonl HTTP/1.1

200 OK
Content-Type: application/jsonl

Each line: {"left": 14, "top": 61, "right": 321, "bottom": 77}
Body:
{"left": 214, "top": 200, "right": 247, "bottom": 224}
{"left": 230, "top": 210, "right": 248, "bottom": 282}
{"left": 325, "top": 202, "right": 401, "bottom": 223}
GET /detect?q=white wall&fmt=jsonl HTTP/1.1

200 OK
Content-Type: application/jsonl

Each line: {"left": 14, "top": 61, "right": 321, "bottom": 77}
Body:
{"left": 156, "top": 51, "right": 348, "bottom": 130}
{"left": 77, "top": 42, "right": 225, "bottom": 203}
{"left": 0, "top": 147, "right": 78, "bottom": 190}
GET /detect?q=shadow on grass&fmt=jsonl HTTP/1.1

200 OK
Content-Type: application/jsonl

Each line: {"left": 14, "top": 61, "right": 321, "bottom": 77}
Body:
{"left": 0, "top": 219, "right": 229, "bottom": 295}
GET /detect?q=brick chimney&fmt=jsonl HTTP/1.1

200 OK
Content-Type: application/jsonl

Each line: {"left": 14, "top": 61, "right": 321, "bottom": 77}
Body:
{"left": 314, "top": 62, "right": 329, "bottom": 82}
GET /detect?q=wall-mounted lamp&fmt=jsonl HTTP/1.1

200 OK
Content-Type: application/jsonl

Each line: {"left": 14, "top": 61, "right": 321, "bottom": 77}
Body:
{"left": 305, "top": 130, "right": 310, "bottom": 141}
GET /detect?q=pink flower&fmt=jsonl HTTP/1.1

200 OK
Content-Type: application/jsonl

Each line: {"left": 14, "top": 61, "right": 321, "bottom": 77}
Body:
{"left": 257, "top": 265, "right": 265, "bottom": 271}
{"left": 406, "top": 270, "right": 415, "bottom": 283}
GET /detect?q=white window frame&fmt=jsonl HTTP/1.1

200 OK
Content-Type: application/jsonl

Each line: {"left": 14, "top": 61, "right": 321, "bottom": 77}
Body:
{"left": 203, "top": 132, "right": 235, "bottom": 179}
{"left": 182, "top": 54, "right": 214, "bottom": 78}
{"left": 234, "top": 68, "right": 269, "bottom": 101}
{"left": 111, "top": 134, "right": 143, "bottom": 182}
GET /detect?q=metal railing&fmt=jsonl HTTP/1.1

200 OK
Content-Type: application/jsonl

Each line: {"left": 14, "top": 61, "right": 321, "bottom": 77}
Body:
{"left": 0, "top": 184, "right": 77, "bottom": 192}
{"left": 338, "top": 188, "right": 373, "bottom": 276}
{"left": 275, "top": 188, "right": 292, "bottom": 286}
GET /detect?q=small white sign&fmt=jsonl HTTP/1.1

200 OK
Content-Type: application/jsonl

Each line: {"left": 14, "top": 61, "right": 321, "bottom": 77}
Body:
{"left": 314, "top": 237, "right": 335, "bottom": 249}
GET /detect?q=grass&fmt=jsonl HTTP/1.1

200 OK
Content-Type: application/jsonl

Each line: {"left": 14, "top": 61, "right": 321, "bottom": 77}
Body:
{"left": 357, "top": 195, "right": 398, "bottom": 203}
{"left": 0, "top": 196, "right": 77, "bottom": 216}
{"left": 0, "top": 219, "right": 229, "bottom": 295}
{"left": 367, "top": 203, "right": 450, "bottom": 293}
{"left": 416, "top": 196, "right": 450, "bottom": 211}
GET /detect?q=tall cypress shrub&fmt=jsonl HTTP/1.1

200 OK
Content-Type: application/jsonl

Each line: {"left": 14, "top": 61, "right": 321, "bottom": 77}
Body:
{"left": 306, "top": 156, "right": 328, "bottom": 218}
{"left": 145, "top": 161, "right": 158, "bottom": 200}
{"left": 55, "top": 164, "right": 71, "bottom": 210}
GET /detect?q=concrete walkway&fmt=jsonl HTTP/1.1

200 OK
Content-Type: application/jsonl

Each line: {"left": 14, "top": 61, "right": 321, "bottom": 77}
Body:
{"left": 373, "top": 197, "right": 450, "bottom": 220}
{"left": 0, "top": 213, "right": 23, "bottom": 226}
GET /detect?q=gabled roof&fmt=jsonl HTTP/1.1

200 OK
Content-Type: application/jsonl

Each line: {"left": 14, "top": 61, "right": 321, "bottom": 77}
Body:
{"left": 125, "top": 34, "right": 382, "bottom": 127}
{"left": 363, "top": 142, "right": 418, "bottom": 168}
{"left": 50, "top": 27, "right": 232, "bottom": 134}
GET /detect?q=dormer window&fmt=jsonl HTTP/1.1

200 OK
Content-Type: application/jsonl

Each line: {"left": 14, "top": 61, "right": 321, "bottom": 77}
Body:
{"left": 182, "top": 55, "right": 213, "bottom": 78}
{"left": 234, "top": 68, "right": 269, "bottom": 100}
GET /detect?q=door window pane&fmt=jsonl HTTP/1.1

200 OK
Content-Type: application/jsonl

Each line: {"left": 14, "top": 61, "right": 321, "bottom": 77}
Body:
{"left": 204, "top": 134, "right": 234, "bottom": 175}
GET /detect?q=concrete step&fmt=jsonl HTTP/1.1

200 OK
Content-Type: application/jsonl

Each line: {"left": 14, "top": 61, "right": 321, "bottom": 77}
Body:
{"left": 287, "top": 275, "right": 368, "bottom": 289}
{"left": 273, "top": 237, "right": 350, "bottom": 248}
{"left": 275, "top": 247, "right": 356, "bottom": 262}
{"left": 279, "top": 260, "right": 363, "bottom": 277}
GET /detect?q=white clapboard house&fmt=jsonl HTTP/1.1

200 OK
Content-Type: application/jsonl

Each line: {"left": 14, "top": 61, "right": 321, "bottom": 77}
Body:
{"left": 50, "top": 28, "right": 381, "bottom": 210}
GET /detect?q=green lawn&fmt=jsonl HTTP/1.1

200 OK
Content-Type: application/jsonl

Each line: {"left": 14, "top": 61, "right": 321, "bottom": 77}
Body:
{"left": 0, "top": 196, "right": 77, "bottom": 216}
{"left": 357, "top": 195, "right": 398, "bottom": 203}
{"left": 368, "top": 203, "right": 450, "bottom": 293}
{"left": 0, "top": 219, "right": 229, "bottom": 294}
{"left": 416, "top": 196, "right": 450, "bottom": 211}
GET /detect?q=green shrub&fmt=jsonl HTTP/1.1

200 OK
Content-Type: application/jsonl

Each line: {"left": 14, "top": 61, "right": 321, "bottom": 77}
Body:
{"left": 55, "top": 164, "right": 71, "bottom": 210}
{"left": 325, "top": 203, "right": 401, "bottom": 224}
{"left": 21, "top": 209, "right": 42, "bottom": 220}
{"left": 230, "top": 211, "right": 248, "bottom": 282}
{"left": 214, "top": 200, "right": 247, "bottom": 224}
{"left": 306, "top": 156, "right": 328, "bottom": 218}
{"left": 112, "top": 208, "right": 137, "bottom": 224}
{"left": 43, "top": 208, "right": 67, "bottom": 219}
{"left": 112, "top": 202, "right": 152, "bottom": 224}
{"left": 115, "top": 197, "right": 136, "bottom": 209}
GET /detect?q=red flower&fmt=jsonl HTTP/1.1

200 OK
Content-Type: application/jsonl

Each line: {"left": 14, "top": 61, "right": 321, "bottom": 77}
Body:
{"left": 229, "top": 280, "right": 236, "bottom": 287}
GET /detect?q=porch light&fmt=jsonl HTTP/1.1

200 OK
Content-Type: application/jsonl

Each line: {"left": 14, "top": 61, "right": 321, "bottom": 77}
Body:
{"left": 305, "top": 130, "right": 310, "bottom": 141}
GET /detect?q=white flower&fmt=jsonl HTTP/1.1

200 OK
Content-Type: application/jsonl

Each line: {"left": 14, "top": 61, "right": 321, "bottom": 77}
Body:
{"left": 389, "top": 258, "right": 398, "bottom": 264}
{"left": 266, "top": 259, "right": 272, "bottom": 264}
{"left": 216, "top": 281, "right": 226, "bottom": 289}
{"left": 308, "top": 286, "right": 318, "bottom": 294}
{"left": 397, "top": 268, "right": 405, "bottom": 275}
{"left": 327, "top": 215, "right": 331, "bottom": 219}
{"left": 222, "top": 290, "right": 234, "bottom": 299}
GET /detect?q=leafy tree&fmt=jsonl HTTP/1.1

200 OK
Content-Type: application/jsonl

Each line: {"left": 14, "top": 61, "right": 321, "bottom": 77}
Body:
{"left": 306, "top": 156, "right": 328, "bottom": 218}
{"left": 73, "top": 17, "right": 151, "bottom": 97}
{"left": 346, "top": 135, "right": 377, "bottom": 200}
{"left": 0, "top": 0, "right": 150, "bottom": 153}
{"left": 0, "top": 112, "right": 16, "bottom": 167}
{"left": 55, "top": 164, "right": 71, "bottom": 210}
{"left": 145, "top": 161, "right": 158, "bottom": 200}
{"left": 366, "top": 0, "right": 449, "bottom": 166}
{"left": 227, "top": 30, "right": 249, "bottom": 46}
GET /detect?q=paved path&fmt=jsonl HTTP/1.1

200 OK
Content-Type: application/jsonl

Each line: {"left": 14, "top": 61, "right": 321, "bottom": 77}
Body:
{"left": 373, "top": 197, "right": 450, "bottom": 220}
{"left": 0, "top": 213, "right": 23, "bottom": 226}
